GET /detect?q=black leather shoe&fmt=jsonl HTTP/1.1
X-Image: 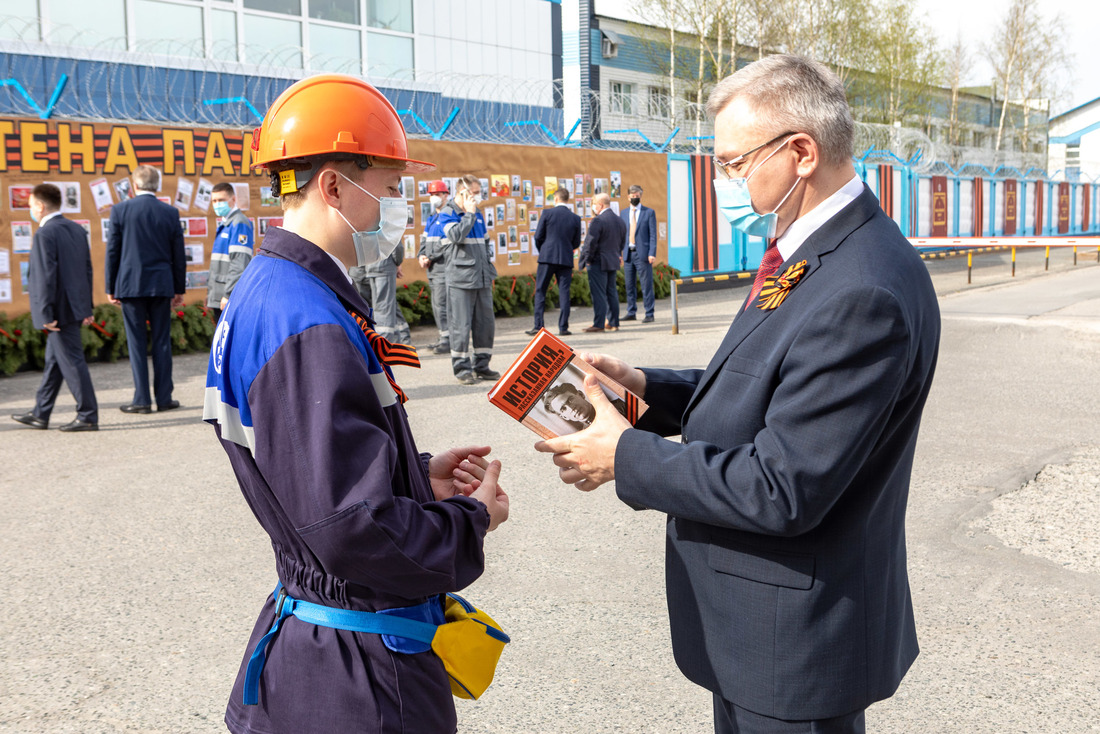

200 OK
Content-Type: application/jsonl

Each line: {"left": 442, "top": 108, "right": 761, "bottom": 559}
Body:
{"left": 157, "top": 400, "right": 181, "bottom": 412}
{"left": 11, "top": 412, "right": 47, "bottom": 430}
{"left": 432, "top": 342, "right": 450, "bottom": 355}
{"left": 119, "top": 404, "right": 152, "bottom": 414}
{"left": 59, "top": 418, "right": 98, "bottom": 432}
{"left": 476, "top": 369, "right": 501, "bottom": 381}
{"left": 622, "top": 314, "right": 637, "bottom": 321}
{"left": 524, "top": 327, "right": 541, "bottom": 336}
{"left": 642, "top": 316, "right": 655, "bottom": 323}
{"left": 559, "top": 329, "right": 572, "bottom": 336}
{"left": 456, "top": 371, "right": 479, "bottom": 385}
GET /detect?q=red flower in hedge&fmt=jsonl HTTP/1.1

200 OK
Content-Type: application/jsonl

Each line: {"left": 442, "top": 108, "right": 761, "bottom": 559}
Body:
{"left": 177, "top": 310, "right": 185, "bottom": 318}
{"left": 13, "top": 329, "right": 21, "bottom": 336}
{"left": 100, "top": 320, "right": 106, "bottom": 326}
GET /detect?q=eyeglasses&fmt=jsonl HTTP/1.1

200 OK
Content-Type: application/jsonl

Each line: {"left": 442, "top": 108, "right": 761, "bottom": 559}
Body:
{"left": 713, "top": 131, "right": 796, "bottom": 179}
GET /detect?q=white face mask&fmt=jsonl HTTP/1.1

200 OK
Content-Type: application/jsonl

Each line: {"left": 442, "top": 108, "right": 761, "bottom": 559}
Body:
{"left": 429, "top": 194, "right": 443, "bottom": 208}
{"left": 333, "top": 172, "right": 407, "bottom": 267}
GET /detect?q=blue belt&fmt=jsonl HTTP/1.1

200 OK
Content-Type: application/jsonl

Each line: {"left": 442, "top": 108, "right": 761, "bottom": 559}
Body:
{"left": 243, "top": 583, "right": 443, "bottom": 705}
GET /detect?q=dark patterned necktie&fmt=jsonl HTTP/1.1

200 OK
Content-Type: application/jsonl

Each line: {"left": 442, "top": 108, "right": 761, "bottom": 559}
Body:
{"left": 347, "top": 310, "right": 420, "bottom": 403}
{"left": 745, "top": 241, "right": 783, "bottom": 311}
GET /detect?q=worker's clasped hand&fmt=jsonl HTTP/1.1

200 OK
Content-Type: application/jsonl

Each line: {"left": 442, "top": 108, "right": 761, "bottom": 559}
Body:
{"left": 534, "top": 371, "right": 633, "bottom": 492}
{"left": 429, "top": 445, "right": 510, "bottom": 531}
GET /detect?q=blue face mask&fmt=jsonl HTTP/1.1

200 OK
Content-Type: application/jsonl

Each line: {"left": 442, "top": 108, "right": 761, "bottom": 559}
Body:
{"left": 213, "top": 201, "right": 231, "bottom": 218}
{"left": 713, "top": 136, "right": 801, "bottom": 239}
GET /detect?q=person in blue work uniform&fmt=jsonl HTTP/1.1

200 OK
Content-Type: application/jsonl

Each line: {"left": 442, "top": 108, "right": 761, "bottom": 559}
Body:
{"left": 206, "top": 182, "right": 254, "bottom": 321}
{"left": 203, "top": 74, "right": 510, "bottom": 734}
{"left": 439, "top": 175, "right": 499, "bottom": 385}
{"left": 418, "top": 179, "right": 451, "bottom": 354}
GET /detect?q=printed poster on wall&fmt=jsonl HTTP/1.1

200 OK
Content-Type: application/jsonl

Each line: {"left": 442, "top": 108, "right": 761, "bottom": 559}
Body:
{"left": 46, "top": 181, "right": 81, "bottom": 213}
{"left": 544, "top": 177, "right": 558, "bottom": 199}
{"left": 490, "top": 175, "right": 509, "bottom": 198}
{"left": 74, "top": 220, "right": 91, "bottom": 247}
{"left": 0, "top": 278, "right": 10, "bottom": 303}
{"left": 233, "top": 183, "right": 250, "bottom": 210}
{"left": 610, "top": 171, "right": 622, "bottom": 198}
{"left": 175, "top": 178, "right": 194, "bottom": 210}
{"left": 11, "top": 222, "right": 32, "bottom": 253}
{"left": 194, "top": 178, "right": 214, "bottom": 212}
{"left": 185, "top": 244, "right": 205, "bottom": 265}
{"left": 9, "top": 185, "right": 31, "bottom": 209}
{"left": 89, "top": 178, "right": 113, "bottom": 210}
{"left": 0, "top": 248, "right": 8, "bottom": 275}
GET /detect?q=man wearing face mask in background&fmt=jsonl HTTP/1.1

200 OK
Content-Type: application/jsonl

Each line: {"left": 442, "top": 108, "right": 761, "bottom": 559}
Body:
{"left": 348, "top": 236, "right": 413, "bottom": 345}
{"left": 203, "top": 75, "right": 509, "bottom": 734}
{"left": 418, "top": 179, "right": 451, "bottom": 354}
{"left": 207, "top": 182, "right": 254, "bottom": 321}
{"left": 537, "top": 55, "right": 940, "bottom": 734}
{"left": 619, "top": 184, "right": 657, "bottom": 323}
{"left": 439, "top": 175, "right": 498, "bottom": 385}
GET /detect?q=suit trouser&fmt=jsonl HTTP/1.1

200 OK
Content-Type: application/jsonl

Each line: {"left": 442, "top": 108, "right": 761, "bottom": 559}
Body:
{"left": 713, "top": 695, "right": 865, "bottom": 734}
{"left": 32, "top": 321, "right": 98, "bottom": 423}
{"left": 357, "top": 271, "right": 412, "bottom": 345}
{"left": 624, "top": 248, "right": 655, "bottom": 318}
{"left": 448, "top": 285, "right": 494, "bottom": 375}
{"left": 587, "top": 267, "right": 619, "bottom": 328}
{"left": 121, "top": 296, "right": 174, "bottom": 407}
{"left": 533, "top": 263, "right": 573, "bottom": 331}
{"left": 427, "top": 270, "right": 449, "bottom": 343}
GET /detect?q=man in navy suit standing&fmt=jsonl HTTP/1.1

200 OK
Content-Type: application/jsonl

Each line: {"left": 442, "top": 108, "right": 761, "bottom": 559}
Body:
{"left": 578, "top": 193, "right": 627, "bottom": 333}
{"left": 527, "top": 187, "right": 581, "bottom": 336}
{"left": 106, "top": 165, "right": 186, "bottom": 413}
{"left": 11, "top": 184, "right": 99, "bottom": 432}
{"left": 620, "top": 184, "right": 657, "bottom": 322}
{"left": 539, "top": 55, "right": 940, "bottom": 733}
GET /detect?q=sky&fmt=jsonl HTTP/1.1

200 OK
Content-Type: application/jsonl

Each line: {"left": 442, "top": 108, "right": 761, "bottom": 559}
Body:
{"left": 596, "top": 0, "right": 1099, "bottom": 116}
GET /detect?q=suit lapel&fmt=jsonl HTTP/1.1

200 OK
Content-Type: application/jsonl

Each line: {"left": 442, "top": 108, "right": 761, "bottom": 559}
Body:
{"left": 681, "top": 186, "right": 881, "bottom": 421}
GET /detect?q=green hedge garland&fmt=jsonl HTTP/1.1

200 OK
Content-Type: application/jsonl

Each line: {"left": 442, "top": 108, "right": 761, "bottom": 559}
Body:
{"left": 0, "top": 263, "right": 681, "bottom": 376}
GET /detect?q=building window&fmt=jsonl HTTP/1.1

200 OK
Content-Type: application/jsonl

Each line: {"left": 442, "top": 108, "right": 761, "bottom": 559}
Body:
{"left": 210, "top": 9, "right": 238, "bottom": 62}
{"left": 244, "top": 13, "right": 302, "bottom": 68}
{"left": 648, "top": 86, "right": 670, "bottom": 118}
{"left": 134, "top": 0, "right": 204, "bottom": 58}
{"left": 610, "top": 81, "right": 633, "bottom": 115}
{"left": 46, "top": 0, "right": 126, "bottom": 48}
{"left": 367, "top": 32, "right": 414, "bottom": 81}
{"left": 368, "top": 0, "right": 413, "bottom": 33}
{"left": 244, "top": 0, "right": 302, "bottom": 15}
{"left": 310, "top": 23, "right": 361, "bottom": 73}
{"left": 310, "top": 0, "right": 360, "bottom": 24}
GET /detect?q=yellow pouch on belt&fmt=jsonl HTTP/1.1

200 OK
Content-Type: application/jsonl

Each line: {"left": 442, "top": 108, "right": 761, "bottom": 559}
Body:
{"left": 432, "top": 593, "right": 510, "bottom": 699}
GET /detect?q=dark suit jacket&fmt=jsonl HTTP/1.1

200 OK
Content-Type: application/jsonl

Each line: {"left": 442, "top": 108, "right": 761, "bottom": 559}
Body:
{"left": 534, "top": 204, "right": 582, "bottom": 267}
{"left": 105, "top": 193, "right": 185, "bottom": 298}
{"left": 615, "top": 186, "right": 940, "bottom": 719}
{"left": 29, "top": 214, "right": 94, "bottom": 329}
{"left": 620, "top": 204, "right": 657, "bottom": 260}
{"left": 579, "top": 208, "right": 627, "bottom": 271}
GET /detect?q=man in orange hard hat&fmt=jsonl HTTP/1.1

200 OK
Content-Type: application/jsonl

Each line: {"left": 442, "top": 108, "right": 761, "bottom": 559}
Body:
{"left": 418, "top": 179, "right": 451, "bottom": 354}
{"left": 203, "top": 74, "right": 509, "bottom": 734}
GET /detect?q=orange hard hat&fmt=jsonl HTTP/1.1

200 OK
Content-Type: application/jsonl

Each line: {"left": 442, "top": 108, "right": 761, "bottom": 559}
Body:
{"left": 427, "top": 180, "right": 449, "bottom": 194}
{"left": 251, "top": 74, "right": 434, "bottom": 184}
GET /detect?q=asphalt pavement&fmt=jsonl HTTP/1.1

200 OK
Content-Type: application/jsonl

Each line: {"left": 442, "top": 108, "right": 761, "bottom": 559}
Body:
{"left": 1, "top": 245, "right": 1098, "bottom": 733}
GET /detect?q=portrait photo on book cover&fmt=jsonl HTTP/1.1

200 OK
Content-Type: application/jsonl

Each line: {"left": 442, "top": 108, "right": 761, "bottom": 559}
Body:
{"left": 529, "top": 362, "right": 628, "bottom": 434}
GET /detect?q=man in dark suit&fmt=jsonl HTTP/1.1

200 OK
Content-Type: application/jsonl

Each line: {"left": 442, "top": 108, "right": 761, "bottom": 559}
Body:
{"left": 538, "top": 55, "right": 940, "bottom": 733}
{"left": 106, "top": 164, "right": 186, "bottom": 413}
{"left": 578, "top": 193, "right": 627, "bottom": 333}
{"left": 620, "top": 184, "right": 657, "bottom": 322}
{"left": 527, "top": 187, "right": 582, "bottom": 336}
{"left": 11, "top": 184, "right": 99, "bottom": 432}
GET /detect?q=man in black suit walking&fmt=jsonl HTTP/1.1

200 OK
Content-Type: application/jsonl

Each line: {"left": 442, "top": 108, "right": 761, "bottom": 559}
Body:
{"left": 106, "top": 165, "right": 186, "bottom": 413}
{"left": 578, "top": 193, "right": 626, "bottom": 333}
{"left": 527, "top": 187, "right": 581, "bottom": 336}
{"left": 11, "top": 184, "right": 99, "bottom": 432}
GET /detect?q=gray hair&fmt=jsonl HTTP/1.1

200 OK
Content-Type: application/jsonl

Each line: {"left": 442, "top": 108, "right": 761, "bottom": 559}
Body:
{"left": 628, "top": 185, "right": 643, "bottom": 195}
{"left": 132, "top": 165, "right": 160, "bottom": 191}
{"left": 706, "top": 54, "right": 854, "bottom": 165}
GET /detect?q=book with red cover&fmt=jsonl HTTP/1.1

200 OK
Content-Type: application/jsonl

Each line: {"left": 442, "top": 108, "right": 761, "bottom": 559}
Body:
{"left": 487, "top": 329, "right": 648, "bottom": 440}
